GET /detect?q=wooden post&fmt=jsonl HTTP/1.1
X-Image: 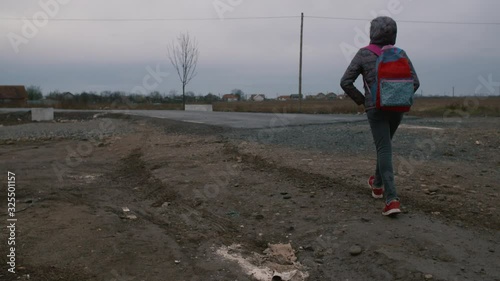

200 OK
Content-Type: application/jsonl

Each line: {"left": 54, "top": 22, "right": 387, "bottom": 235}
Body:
{"left": 299, "top": 12, "right": 304, "bottom": 113}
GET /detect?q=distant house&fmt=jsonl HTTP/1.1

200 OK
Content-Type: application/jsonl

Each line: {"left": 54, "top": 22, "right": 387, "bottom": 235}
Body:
{"left": 326, "top": 92, "right": 337, "bottom": 100}
{"left": 249, "top": 94, "right": 265, "bottom": 102}
{"left": 0, "top": 85, "right": 28, "bottom": 106}
{"left": 277, "top": 95, "right": 290, "bottom": 101}
{"left": 290, "top": 94, "right": 301, "bottom": 100}
{"left": 222, "top": 94, "right": 238, "bottom": 102}
{"left": 62, "top": 92, "right": 75, "bottom": 100}
{"left": 315, "top": 92, "right": 327, "bottom": 100}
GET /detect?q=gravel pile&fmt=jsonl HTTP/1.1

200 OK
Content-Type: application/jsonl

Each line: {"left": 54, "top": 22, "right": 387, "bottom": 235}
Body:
{"left": 0, "top": 118, "right": 134, "bottom": 142}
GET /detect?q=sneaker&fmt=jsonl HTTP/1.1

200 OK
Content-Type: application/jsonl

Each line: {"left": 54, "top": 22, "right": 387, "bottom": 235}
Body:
{"left": 382, "top": 200, "right": 401, "bottom": 216}
{"left": 368, "top": 176, "right": 383, "bottom": 199}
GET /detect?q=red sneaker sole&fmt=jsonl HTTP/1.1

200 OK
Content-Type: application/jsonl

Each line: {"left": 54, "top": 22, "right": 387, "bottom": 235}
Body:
{"left": 382, "top": 208, "right": 401, "bottom": 216}
{"left": 368, "top": 178, "right": 384, "bottom": 199}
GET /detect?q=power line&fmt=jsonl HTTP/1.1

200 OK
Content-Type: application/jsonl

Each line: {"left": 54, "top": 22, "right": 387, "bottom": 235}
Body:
{"left": 306, "top": 16, "right": 500, "bottom": 25}
{"left": 0, "top": 16, "right": 300, "bottom": 22}
{"left": 0, "top": 15, "right": 498, "bottom": 25}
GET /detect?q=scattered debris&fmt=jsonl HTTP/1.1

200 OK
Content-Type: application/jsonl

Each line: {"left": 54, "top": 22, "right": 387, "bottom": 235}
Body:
{"left": 216, "top": 243, "right": 309, "bottom": 281}
{"left": 121, "top": 206, "right": 137, "bottom": 220}
{"left": 125, "top": 214, "right": 137, "bottom": 220}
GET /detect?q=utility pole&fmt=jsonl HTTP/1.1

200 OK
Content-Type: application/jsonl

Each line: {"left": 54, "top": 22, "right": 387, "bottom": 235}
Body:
{"left": 452, "top": 86, "right": 455, "bottom": 97}
{"left": 298, "top": 12, "right": 304, "bottom": 113}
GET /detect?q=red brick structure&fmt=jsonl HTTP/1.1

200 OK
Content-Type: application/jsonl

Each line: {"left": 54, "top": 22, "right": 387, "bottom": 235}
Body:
{"left": 0, "top": 86, "right": 28, "bottom": 106}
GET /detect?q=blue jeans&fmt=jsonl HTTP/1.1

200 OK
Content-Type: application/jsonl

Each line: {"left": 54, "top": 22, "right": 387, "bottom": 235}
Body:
{"left": 366, "top": 109, "right": 404, "bottom": 204}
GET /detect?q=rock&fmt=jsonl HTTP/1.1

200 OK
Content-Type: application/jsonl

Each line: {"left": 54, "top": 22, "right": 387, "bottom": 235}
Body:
{"left": 174, "top": 260, "right": 180, "bottom": 264}
{"left": 424, "top": 273, "right": 433, "bottom": 279}
{"left": 254, "top": 214, "right": 264, "bottom": 220}
{"left": 429, "top": 186, "right": 439, "bottom": 193}
{"left": 349, "top": 245, "right": 362, "bottom": 256}
{"left": 303, "top": 245, "right": 314, "bottom": 251}
{"left": 234, "top": 183, "right": 239, "bottom": 187}
{"left": 283, "top": 195, "right": 292, "bottom": 199}
{"left": 361, "top": 217, "right": 371, "bottom": 222}
{"left": 314, "top": 258, "right": 324, "bottom": 264}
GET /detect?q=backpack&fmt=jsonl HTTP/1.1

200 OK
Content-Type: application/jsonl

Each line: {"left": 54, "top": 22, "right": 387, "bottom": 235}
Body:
{"left": 365, "top": 44, "right": 415, "bottom": 112}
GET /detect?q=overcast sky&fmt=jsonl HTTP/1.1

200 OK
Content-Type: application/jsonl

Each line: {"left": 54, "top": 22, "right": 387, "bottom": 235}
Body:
{"left": 1, "top": 0, "right": 499, "bottom": 97}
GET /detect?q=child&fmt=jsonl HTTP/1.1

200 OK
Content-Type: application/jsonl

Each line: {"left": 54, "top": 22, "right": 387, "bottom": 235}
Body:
{"left": 340, "top": 16, "right": 420, "bottom": 216}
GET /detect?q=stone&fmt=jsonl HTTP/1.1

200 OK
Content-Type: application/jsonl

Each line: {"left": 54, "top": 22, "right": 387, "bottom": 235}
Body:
{"left": 304, "top": 245, "right": 314, "bottom": 251}
{"left": 349, "top": 245, "right": 362, "bottom": 256}
{"left": 254, "top": 214, "right": 264, "bottom": 220}
{"left": 429, "top": 186, "right": 439, "bottom": 193}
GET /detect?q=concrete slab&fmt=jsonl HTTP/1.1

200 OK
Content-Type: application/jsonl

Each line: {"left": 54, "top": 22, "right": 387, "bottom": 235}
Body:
{"left": 31, "top": 108, "right": 54, "bottom": 121}
{"left": 185, "top": 105, "right": 213, "bottom": 112}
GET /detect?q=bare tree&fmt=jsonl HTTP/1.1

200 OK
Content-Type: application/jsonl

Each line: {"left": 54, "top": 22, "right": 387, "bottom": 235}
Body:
{"left": 167, "top": 32, "right": 199, "bottom": 110}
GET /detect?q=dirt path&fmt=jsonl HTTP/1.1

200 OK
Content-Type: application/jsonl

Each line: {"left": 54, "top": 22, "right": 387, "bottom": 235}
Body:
{"left": 0, "top": 116, "right": 498, "bottom": 281}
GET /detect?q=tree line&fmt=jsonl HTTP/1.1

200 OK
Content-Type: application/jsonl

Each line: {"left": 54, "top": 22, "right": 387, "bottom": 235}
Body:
{"left": 27, "top": 86, "right": 222, "bottom": 104}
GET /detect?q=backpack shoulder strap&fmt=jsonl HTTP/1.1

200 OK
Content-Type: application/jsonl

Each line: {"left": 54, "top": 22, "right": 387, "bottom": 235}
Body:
{"left": 364, "top": 44, "right": 382, "bottom": 56}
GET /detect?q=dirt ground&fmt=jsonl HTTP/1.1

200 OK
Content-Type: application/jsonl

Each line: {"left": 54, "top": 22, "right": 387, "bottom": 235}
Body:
{"left": 0, "top": 113, "right": 498, "bottom": 281}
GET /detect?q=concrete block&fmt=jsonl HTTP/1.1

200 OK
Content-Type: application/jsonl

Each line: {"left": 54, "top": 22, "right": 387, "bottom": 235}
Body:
{"left": 31, "top": 108, "right": 54, "bottom": 121}
{"left": 185, "top": 104, "right": 213, "bottom": 112}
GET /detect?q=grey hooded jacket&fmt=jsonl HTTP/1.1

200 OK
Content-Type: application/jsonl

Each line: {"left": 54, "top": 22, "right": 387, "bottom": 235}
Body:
{"left": 340, "top": 17, "right": 420, "bottom": 109}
